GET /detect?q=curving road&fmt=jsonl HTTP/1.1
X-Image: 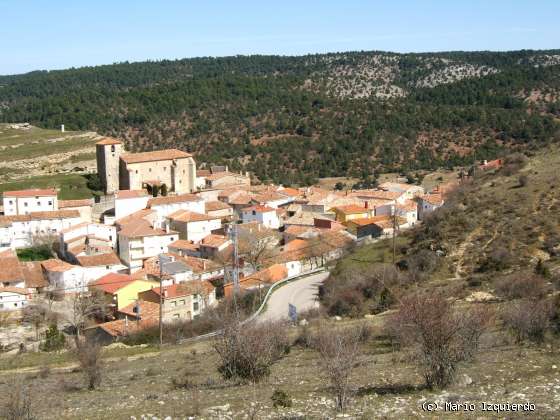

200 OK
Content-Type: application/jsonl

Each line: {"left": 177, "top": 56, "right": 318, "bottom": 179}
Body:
{"left": 259, "top": 271, "right": 329, "bottom": 322}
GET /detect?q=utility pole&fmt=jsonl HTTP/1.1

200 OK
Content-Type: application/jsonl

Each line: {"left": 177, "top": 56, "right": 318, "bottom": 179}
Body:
{"left": 158, "top": 254, "right": 172, "bottom": 347}
{"left": 392, "top": 205, "right": 397, "bottom": 265}
{"left": 229, "top": 221, "right": 240, "bottom": 294}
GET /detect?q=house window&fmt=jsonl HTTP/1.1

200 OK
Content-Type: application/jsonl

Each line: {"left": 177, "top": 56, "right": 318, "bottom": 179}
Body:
{"left": 48, "top": 201, "right": 52, "bottom": 206}
{"left": 135, "top": 170, "right": 138, "bottom": 174}
{"left": 109, "top": 235, "right": 112, "bottom": 241}
{"left": 180, "top": 299, "right": 186, "bottom": 305}
{"left": 252, "top": 210, "right": 256, "bottom": 215}
{"left": 149, "top": 168, "right": 152, "bottom": 172}
{"left": 193, "top": 301, "right": 199, "bottom": 311}
{"left": 24, "top": 203, "right": 28, "bottom": 207}
{"left": 13, "top": 303, "right": 17, "bottom": 307}
{"left": 105, "top": 265, "right": 110, "bottom": 269}
{"left": 111, "top": 145, "right": 115, "bottom": 152}
{"left": 171, "top": 301, "right": 177, "bottom": 307}
{"left": 8, "top": 200, "right": 12, "bottom": 205}
{"left": 173, "top": 314, "right": 180, "bottom": 319}
{"left": 163, "top": 167, "right": 167, "bottom": 171}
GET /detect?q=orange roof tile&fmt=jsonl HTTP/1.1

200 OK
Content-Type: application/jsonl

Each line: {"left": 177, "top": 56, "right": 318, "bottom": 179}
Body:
{"left": 205, "top": 200, "right": 232, "bottom": 212}
{"left": 200, "top": 234, "right": 230, "bottom": 249}
{"left": 332, "top": 204, "right": 369, "bottom": 214}
{"left": 169, "top": 239, "right": 200, "bottom": 251}
{"left": 96, "top": 137, "right": 122, "bottom": 146}
{"left": 58, "top": 199, "right": 93, "bottom": 208}
{"left": 41, "top": 259, "right": 77, "bottom": 272}
{"left": 168, "top": 210, "right": 218, "bottom": 223}
{"left": 90, "top": 273, "right": 135, "bottom": 294}
{"left": 149, "top": 281, "right": 215, "bottom": 299}
{"left": 121, "top": 149, "right": 191, "bottom": 164}
{"left": 0, "top": 286, "right": 28, "bottom": 295}
{"left": 3, "top": 188, "right": 56, "bottom": 197}
{"left": 22, "top": 261, "right": 48, "bottom": 289}
{"left": 0, "top": 250, "right": 24, "bottom": 283}
{"left": 77, "top": 253, "right": 122, "bottom": 267}
{"left": 92, "top": 318, "right": 158, "bottom": 337}
{"left": 242, "top": 205, "right": 275, "bottom": 213}
{"left": 147, "top": 193, "right": 202, "bottom": 207}
{"left": 115, "top": 190, "right": 149, "bottom": 199}
{"left": 118, "top": 300, "right": 160, "bottom": 320}
{"left": 421, "top": 193, "right": 444, "bottom": 206}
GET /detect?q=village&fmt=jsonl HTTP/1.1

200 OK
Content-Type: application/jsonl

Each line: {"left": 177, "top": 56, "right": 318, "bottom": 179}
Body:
{"left": 0, "top": 137, "right": 476, "bottom": 348}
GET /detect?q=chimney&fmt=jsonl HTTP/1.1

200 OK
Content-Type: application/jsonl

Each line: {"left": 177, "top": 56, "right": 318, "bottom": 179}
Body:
{"left": 163, "top": 289, "right": 168, "bottom": 298}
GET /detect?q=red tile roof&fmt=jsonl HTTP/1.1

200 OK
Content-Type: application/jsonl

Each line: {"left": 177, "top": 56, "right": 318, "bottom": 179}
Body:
{"left": 149, "top": 281, "right": 215, "bottom": 299}
{"left": 115, "top": 190, "right": 149, "bottom": 199}
{"left": 0, "top": 250, "right": 24, "bottom": 283}
{"left": 242, "top": 205, "right": 275, "bottom": 213}
{"left": 200, "top": 234, "right": 230, "bottom": 249}
{"left": 21, "top": 262, "right": 48, "bottom": 289}
{"left": 41, "top": 259, "right": 77, "bottom": 273}
{"left": 0, "top": 210, "right": 80, "bottom": 223}
{"left": 205, "top": 200, "right": 232, "bottom": 212}
{"left": 118, "top": 300, "right": 160, "bottom": 320}
{"left": 0, "top": 286, "right": 28, "bottom": 295}
{"left": 332, "top": 204, "right": 369, "bottom": 214}
{"left": 168, "top": 210, "right": 218, "bottom": 223}
{"left": 77, "top": 252, "right": 122, "bottom": 267}
{"left": 168, "top": 239, "right": 200, "bottom": 251}
{"left": 93, "top": 318, "right": 158, "bottom": 337}
{"left": 58, "top": 199, "right": 93, "bottom": 208}
{"left": 147, "top": 193, "right": 202, "bottom": 207}
{"left": 90, "top": 273, "right": 135, "bottom": 294}
{"left": 3, "top": 188, "right": 57, "bottom": 197}
{"left": 121, "top": 149, "right": 192, "bottom": 164}
{"left": 96, "top": 137, "right": 122, "bottom": 146}
{"left": 421, "top": 193, "right": 444, "bottom": 206}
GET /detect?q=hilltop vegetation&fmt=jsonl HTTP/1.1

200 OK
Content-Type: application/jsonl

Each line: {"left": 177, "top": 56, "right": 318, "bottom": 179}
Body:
{"left": 1, "top": 50, "right": 559, "bottom": 185}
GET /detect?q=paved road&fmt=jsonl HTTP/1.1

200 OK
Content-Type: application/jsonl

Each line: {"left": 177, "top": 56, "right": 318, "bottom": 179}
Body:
{"left": 259, "top": 271, "right": 329, "bottom": 322}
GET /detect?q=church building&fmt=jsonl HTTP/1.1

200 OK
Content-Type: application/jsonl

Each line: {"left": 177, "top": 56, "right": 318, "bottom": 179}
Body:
{"left": 96, "top": 138, "right": 197, "bottom": 195}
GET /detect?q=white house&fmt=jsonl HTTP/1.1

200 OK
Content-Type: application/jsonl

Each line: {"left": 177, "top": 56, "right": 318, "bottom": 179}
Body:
{"left": 3, "top": 188, "right": 58, "bottom": 216}
{"left": 147, "top": 193, "right": 205, "bottom": 228}
{"left": 166, "top": 210, "right": 222, "bottom": 243}
{"left": 114, "top": 190, "right": 151, "bottom": 220}
{"left": 58, "top": 199, "right": 93, "bottom": 223}
{"left": 396, "top": 199, "right": 419, "bottom": 226}
{"left": 378, "top": 182, "right": 425, "bottom": 200}
{"left": 418, "top": 193, "right": 445, "bottom": 220}
{"left": 0, "top": 287, "right": 28, "bottom": 311}
{"left": 41, "top": 259, "right": 88, "bottom": 293}
{"left": 76, "top": 252, "right": 128, "bottom": 283}
{"left": 60, "top": 222, "right": 117, "bottom": 259}
{"left": 118, "top": 219, "right": 179, "bottom": 272}
{"left": 0, "top": 210, "right": 82, "bottom": 249}
{"left": 251, "top": 191, "right": 294, "bottom": 209}
{"left": 241, "top": 205, "right": 280, "bottom": 229}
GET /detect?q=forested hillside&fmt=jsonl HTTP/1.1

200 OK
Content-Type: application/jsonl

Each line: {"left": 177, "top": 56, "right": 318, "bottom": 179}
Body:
{"left": 1, "top": 50, "right": 559, "bottom": 185}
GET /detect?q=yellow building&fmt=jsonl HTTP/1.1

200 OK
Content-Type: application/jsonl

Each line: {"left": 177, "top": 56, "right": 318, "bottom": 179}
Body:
{"left": 90, "top": 273, "right": 159, "bottom": 310}
{"left": 330, "top": 204, "right": 372, "bottom": 224}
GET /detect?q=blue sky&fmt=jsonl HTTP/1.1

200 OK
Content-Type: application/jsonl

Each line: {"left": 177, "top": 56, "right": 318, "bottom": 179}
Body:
{"left": 1, "top": 0, "right": 559, "bottom": 75}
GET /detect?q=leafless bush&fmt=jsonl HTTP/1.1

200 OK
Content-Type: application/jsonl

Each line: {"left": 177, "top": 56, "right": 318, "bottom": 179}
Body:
{"left": 501, "top": 153, "right": 528, "bottom": 176}
{"left": 1, "top": 378, "right": 34, "bottom": 420}
{"left": 494, "top": 272, "right": 548, "bottom": 300}
{"left": 213, "top": 319, "right": 289, "bottom": 384}
{"left": 502, "top": 298, "right": 553, "bottom": 344}
{"left": 75, "top": 339, "right": 102, "bottom": 390}
{"left": 313, "top": 324, "right": 362, "bottom": 412}
{"left": 390, "top": 292, "right": 490, "bottom": 389}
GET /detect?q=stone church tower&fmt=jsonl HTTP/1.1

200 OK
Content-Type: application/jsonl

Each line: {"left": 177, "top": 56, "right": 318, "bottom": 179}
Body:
{"left": 95, "top": 138, "right": 123, "bottom": 194}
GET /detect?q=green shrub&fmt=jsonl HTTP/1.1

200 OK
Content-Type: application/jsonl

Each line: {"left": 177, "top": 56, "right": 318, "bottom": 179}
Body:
{"left": 40, "top": 325, "right": 66, "bottom": 352}
{"left": 271, "top": 389, "right": 292, "bottom": 408}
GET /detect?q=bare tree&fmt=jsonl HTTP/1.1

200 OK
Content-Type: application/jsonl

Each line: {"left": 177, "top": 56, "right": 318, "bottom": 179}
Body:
{"left": 213, "top": 318, "right": 288, "bottom": 384}
{"left": 390, "top": 293, "right": 490, "bottom": 389}
{"left": 22, "top": 304, "right": 49, "bottom": 341}
{"left": 502, "top": 298, "right": 553, "bottom": 344}
{"left": 64, "top": 290, "right": 108, "bottom": 346}
{"left": 238, "top": 228, "right": 279, "bottom": 272}
{"left": 1, "top": 377, "right": 34, "bottom": 420}
{"left": 75, "top": 338, "right": 102, "bottom": 390}
{"left": 313, "top": 324, "right": 363, "bottom": 412}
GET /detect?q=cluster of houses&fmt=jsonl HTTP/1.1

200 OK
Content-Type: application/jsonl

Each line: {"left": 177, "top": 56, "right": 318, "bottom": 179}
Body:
{"left": 0, "top": 138, "right": 455, "bottom": 341}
